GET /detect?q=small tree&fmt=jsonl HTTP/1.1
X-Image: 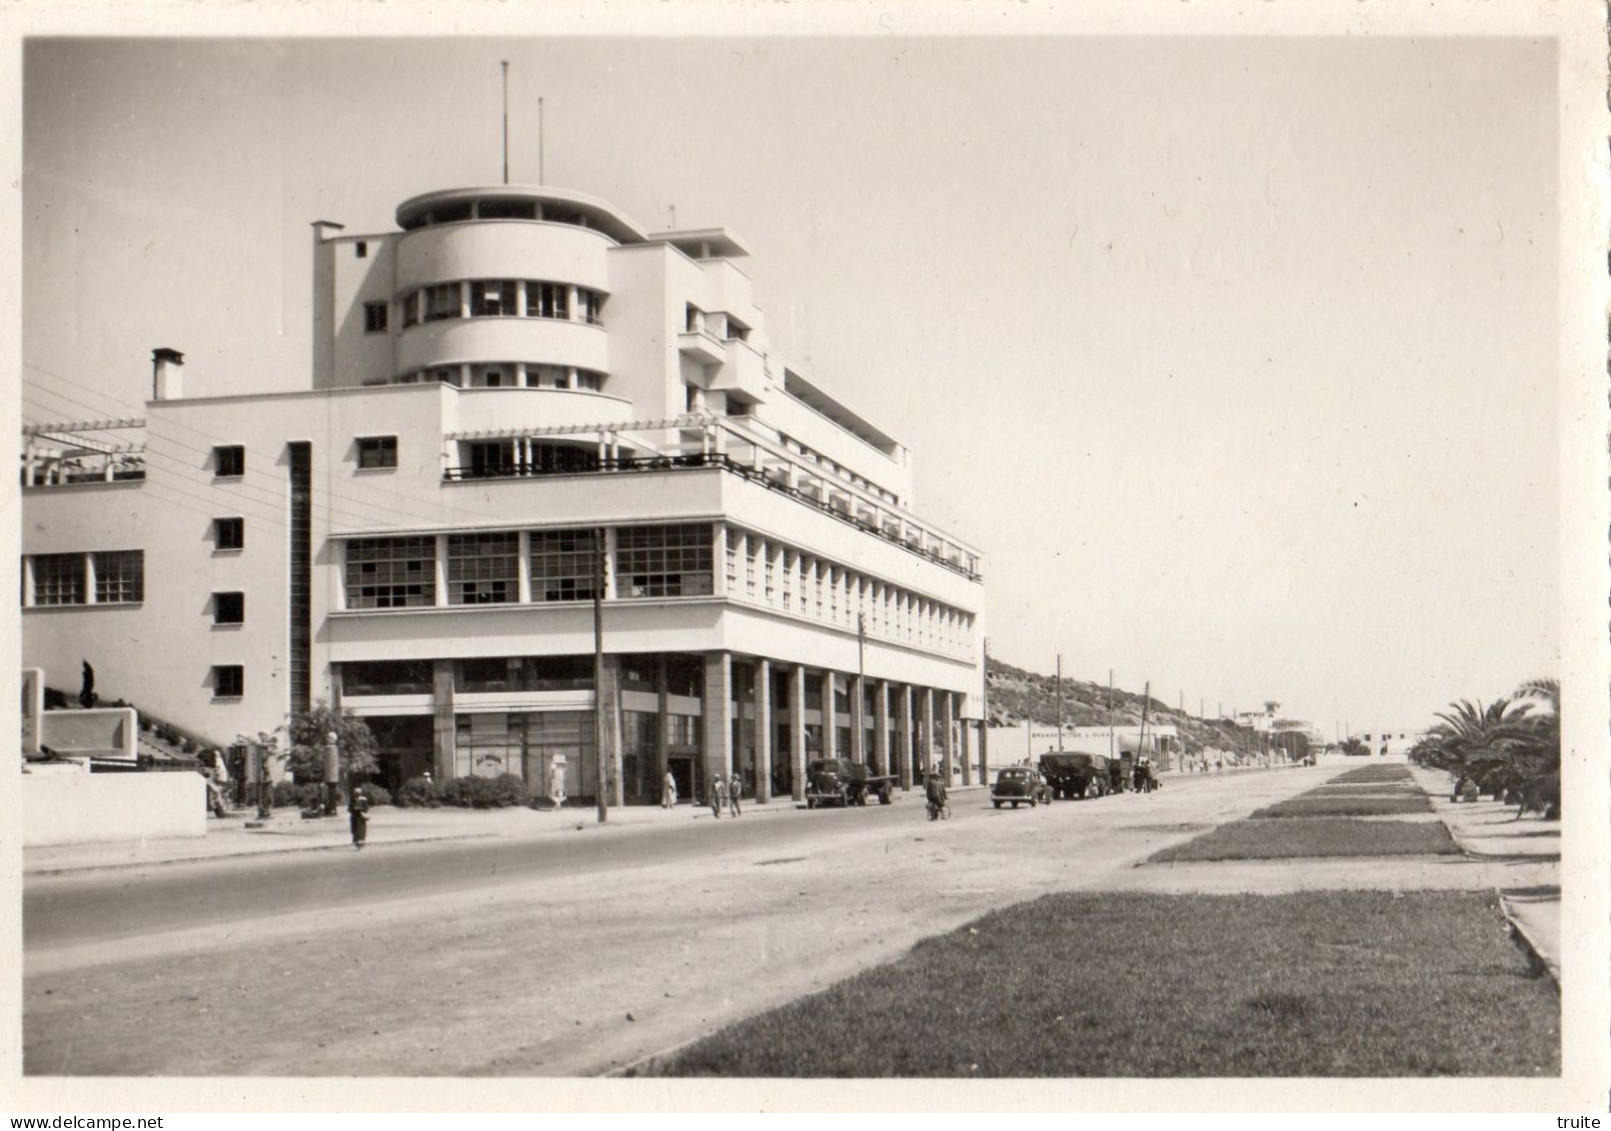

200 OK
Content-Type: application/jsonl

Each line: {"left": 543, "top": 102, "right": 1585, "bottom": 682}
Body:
{"left": 282, "top": 702, "right": 379, "bottom": 785}
{"left": 1338, "top": 737, "right": 1370, "bottom": 758}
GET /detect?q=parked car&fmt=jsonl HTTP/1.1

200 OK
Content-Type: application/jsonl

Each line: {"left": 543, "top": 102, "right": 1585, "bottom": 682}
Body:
{"left": 991, "top": 765, "right": 1052, "bottom": 809}
{"left": 1039, "top": 752, "right": 1111, "bottom": 799}
{"left": 804, "top": 759, "right": 895, "bottom": 807}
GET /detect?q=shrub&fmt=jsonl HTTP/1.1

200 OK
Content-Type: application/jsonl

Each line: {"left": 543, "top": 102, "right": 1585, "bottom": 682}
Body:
{"left": 395, "top": 776, "right": 440, "bottom": 809}
{"left": 272, "top": 781, "right": 326, "bottom": 808}
{"left": 437, "top": 773, "right": 530, "bottom": 808}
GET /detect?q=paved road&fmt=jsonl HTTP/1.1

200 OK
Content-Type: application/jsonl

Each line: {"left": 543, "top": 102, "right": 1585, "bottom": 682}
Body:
{"left": 24, "top": 766, "right": 1325, "bottom": 1077}
{"left": 25, "top": 799, "right": 938, "bottom": 950}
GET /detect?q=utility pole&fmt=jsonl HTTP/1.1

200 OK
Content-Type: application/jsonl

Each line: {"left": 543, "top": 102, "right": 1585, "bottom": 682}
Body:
{"left": 593, "top": 526, "right": 607, "bottom": 823}
{"left": 1107, "top": 668, "right": 1115, "bottom": 761}
{"left": 1055, "top": 654, "right": 1063, "bottom": 748}
{"left": 980, "top": 637, "right": 990, "bottom": 785}
{"left": 857, "top": 611, "right": 867, "bottom": 767}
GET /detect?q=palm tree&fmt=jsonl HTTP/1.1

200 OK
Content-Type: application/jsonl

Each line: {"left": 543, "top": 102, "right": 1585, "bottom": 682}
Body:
{"left": 1411, "top": 682, "right": 1560, "bottom": 818}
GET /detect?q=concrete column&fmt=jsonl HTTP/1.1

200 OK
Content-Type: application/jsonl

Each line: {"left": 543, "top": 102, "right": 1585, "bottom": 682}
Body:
{"left": 874, "top": 680, "right": 890, "bottom": 778}
{"left": 566, "top": 284, "right": 579, "bottom": 321}
{"left": 898, "top": 685, "right": 914, "bottom": 790}
{"left": 790, "top": 665, "right": 807, "bottom": 801}
{"left": 703, "top": 651, "right": 733, "bottom": 788}
{"left": 713, "top": 525, "right": 728, "bottom": 597}
{"left": 755, "top": 658, "right": 772, "bottom": 804}
{"left": 432, "top": 659, "right": 457, "bottom": 780}
{"left": 939, "top": 691, "right": 954, "bottom": 780}
{"left": 821, "top": 671, "right": 837, "bottom": 759}
{"left": 603, "top": 655, "right": 624, "bottom": 807}
{"left": 434, "top": 534, "right": 449, "bottom": 607}
{"left": 84, "top": 552, "right": 97, "bottom": 605}
{"left": 517, "top": 281, "right": 530, "bottom": 317}
{"left": 920, "top": 687, "right": 936, "bottom": 780}
{"left": 960, "top": 714, "right": 973, "bottom": 786}
{"left": 656, "top": 655, "right": 670, "bottom": 791}
{"left": 517, "top": 531, "right": 532, "bottom": 603}
{"left": 850, "top": 674, "right": 866, "bottom": 765}
{"left": 602, "top": 527, "right": 617, "bottom": 599}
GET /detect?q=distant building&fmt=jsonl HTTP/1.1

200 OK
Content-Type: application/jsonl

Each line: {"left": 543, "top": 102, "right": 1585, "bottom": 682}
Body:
{"left": 988, "top": 722, "right": 1181, "bottom": 768}
{"left": 21, "top": 183, "right": 986, "bottom": 805}
{"left": 1356, "top": 729, "right": 1426, "bottom": 758}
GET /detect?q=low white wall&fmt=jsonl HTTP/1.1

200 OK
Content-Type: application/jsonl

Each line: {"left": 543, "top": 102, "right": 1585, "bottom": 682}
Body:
{"left": 22, "top": 771, "right": 206, "bottom": 847}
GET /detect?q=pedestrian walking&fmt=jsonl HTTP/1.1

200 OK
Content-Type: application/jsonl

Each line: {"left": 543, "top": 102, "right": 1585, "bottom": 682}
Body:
{"left": 349, "top": 786, "right": 370, "bottom": 849}
{"left": 662, "top": 771, "right": 678, "bottom": 809}
{"left": 710, "top": 774, "right": 727, "bottom": 818}
{"left": 728, "top": 771, "right": 743, "bottom": 817}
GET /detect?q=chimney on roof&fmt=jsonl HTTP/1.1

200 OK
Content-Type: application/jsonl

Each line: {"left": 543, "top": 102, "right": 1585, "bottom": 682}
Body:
{"left": 152, "top": 348, "right": 185, "bottom": 401}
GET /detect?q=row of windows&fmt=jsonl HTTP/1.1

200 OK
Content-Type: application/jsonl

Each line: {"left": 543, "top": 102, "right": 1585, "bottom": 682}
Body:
{"left": 342, "top": 524, "right": 711, "bottom": 610}
{"left": 726, "top": 526, "right": 974, "bottom": 654}
{"left": 338, "top": 522, "right": 970, "bottom": 650}
{"left": 340, "top": 656, "right": 595, "bottom": 697}
{"left": 379, "top": 279, "right": 607, "bottom": 332}
{"left": 210, "top": 440, "right": 397, "bottom": 477}
{"left": 24, "top": 551, "right": 144, "bottom": 606}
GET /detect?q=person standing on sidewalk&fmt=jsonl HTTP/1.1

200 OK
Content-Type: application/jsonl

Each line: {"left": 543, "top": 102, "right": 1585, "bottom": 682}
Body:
{"left": 662, "top": 771, "right": 678, "bottom": 809}
{"left": 728, "top": 771, "right": 743, "bottom": 817}
{"left": 710, "top": 773, "right": 727, "bottom": 818}
{"left": 349, "top": 786, "right": 370, "bottom": 849}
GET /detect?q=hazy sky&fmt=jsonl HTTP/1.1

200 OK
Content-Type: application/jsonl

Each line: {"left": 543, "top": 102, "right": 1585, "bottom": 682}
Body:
{"left": 21, "top": 33, "right": 1561, "bottom": 733}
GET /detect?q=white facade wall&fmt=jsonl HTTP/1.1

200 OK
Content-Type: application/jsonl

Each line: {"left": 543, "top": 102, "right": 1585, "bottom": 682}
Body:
{"left": 22, "top": 771, "right": 206, "bottom": 846}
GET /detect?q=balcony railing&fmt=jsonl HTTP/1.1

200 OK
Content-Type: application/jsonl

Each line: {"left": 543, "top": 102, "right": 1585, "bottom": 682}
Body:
{"left": 441, "top": 450, "right": 982, "bottom": 582}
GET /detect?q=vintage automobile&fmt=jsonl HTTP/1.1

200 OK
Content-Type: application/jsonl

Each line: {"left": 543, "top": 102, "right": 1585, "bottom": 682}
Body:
{"left": 1038, "top": 751, "right": 1111, "bottom": 799}
{"left": 804, "top": 758, "right": 896, "bottom": 807}
{"left": 991, "top": 765, "right": 1052, "bottom": 809}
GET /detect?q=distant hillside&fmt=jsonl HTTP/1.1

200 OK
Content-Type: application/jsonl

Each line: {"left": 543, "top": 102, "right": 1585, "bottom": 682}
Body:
{"left": 984, "top": 657, "right": 1297, "bottom": 756}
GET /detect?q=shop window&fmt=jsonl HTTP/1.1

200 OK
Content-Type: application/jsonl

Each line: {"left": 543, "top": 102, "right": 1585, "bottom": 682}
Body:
{"left": 341, "top": 660, "right": 434, "bottom": 696}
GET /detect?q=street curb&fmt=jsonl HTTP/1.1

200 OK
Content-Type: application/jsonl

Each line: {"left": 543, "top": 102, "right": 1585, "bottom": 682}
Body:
{"left": 21, "top": 831, "right": 502, "bottom": 877}
{"left": 1499, "top": 893, "right": 1560, "bottom": 991}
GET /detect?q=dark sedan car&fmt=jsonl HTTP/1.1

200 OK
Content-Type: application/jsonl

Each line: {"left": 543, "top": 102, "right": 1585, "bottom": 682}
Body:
{"left": 991, "top": 766, "right": 1052, "bottom": 809}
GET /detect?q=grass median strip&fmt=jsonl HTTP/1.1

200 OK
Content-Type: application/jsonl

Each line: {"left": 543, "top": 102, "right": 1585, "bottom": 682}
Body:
{"left": 638, "top": 890, "right": 1556, "bottom": 1077}
{"left": 1250, "top": 795, "right": 1431, "bottom": 819}
{"left": 1149, "top": 816, "right": 1458, "bottom": 862}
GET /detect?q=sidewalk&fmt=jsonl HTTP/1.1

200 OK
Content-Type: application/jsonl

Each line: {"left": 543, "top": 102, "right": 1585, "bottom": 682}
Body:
{"left": 1406, "top": 762, "right": 1561, "bottom": 984}
{"left": 23, "top": 785, "right": 988, "bottom": 876}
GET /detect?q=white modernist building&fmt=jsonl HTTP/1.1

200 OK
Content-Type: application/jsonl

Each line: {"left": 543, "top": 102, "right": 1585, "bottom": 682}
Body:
{"left": 21, "top": 184, "right": 987, "bottom": 805}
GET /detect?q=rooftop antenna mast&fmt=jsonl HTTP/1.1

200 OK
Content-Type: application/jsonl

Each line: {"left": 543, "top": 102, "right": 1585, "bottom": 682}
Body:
{"left": 500, "top": 61, "right": 510, "bottom": 185}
